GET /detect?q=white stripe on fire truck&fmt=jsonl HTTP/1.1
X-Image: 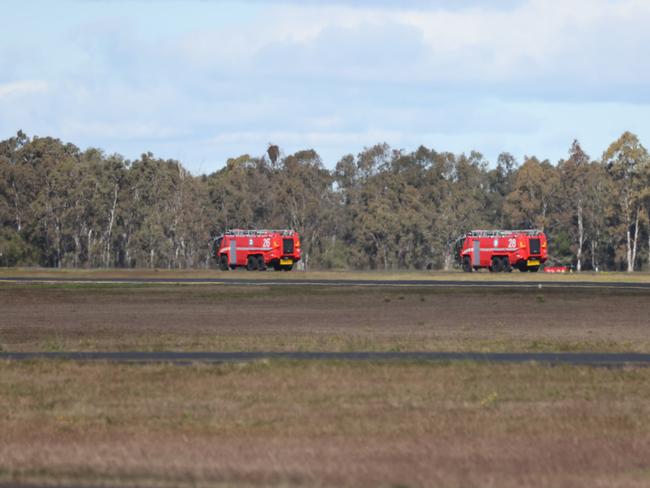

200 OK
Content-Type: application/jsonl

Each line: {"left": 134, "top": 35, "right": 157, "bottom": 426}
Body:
{"left": 461, "top": 248, "right": 517, "bottom": 254}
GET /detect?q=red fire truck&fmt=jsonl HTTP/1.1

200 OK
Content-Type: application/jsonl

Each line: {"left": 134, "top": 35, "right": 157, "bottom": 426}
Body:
{"left": 211, "top": 229, "right": 301, "bottom": 271}
{"left": 454, "top": 229, "right": 548, "bottom": 273}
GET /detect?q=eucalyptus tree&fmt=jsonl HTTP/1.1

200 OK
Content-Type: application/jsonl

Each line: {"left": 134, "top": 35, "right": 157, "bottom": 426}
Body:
{"left": 272, "top": 149, "right": 335, "bottom": 270}
{"left": 504, "top": 156, "right": 561, "bottom": 231}
{"left": 582, "top": 161, "right": 616, "bottom": 271}
{"left": 386, "top": 149, "right": 433, "bottom": 269}
{"left": 603, "top": 132, "right": 649, "bottom": 271}
{"left": 485, "top": 152, "right": 518, "bottom": 228}
{"left": 334, "top": 143, "right": 433, "bottom": 270}
{"left": 334, "top": 145, "right": 392, "bottom": 269}
{"left": 430, "top": 151, "right": 492, "bottom": 269}
{"left": 176, "top": 169, "right": 212, "bottom": 267}
{"left": 0, "top": 132, "right": 39, "bottom": 265}
{"left": 19, "top": 136, "right": 83, "bottom": 267}
{"left": 0, "top": 131, "right": 30, "bottom": 233}
{"left": 642, "top": 163, "right": 650, "bottom": 268}
{"left": 206, "top": 154, "right": 272, "bottom": 233}
{"left": 558, "top": 141, "right": 591, "bottom": 271}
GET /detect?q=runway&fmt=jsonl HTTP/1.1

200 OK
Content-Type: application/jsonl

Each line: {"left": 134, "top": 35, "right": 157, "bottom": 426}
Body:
{"left": 2, "top": 276, "right": 650, "bottom": 289}
{"left": 2, "top": 351, "right": 650, "bottom": 366}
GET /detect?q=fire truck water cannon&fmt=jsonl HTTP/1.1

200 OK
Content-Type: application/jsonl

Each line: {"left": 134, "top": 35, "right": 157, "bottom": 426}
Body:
{"left": 454, "top": 229, "right": 548, "bottom": 273}
{"left": 211, "top": 229, "right": 301, "bottom": 271}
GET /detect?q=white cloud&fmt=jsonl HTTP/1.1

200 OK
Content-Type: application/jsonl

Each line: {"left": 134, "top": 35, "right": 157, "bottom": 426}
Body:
{"left": 168, "top": 0, "right": 650, "bottom": 98}
{"left": 2, "top": 0, "right": 649, "bottom": 174}
{"left": 0, "top": 80, "right": 48, "bottom": 98}
{"left": 397, "top": 0, "right": 650, "bottom": 84}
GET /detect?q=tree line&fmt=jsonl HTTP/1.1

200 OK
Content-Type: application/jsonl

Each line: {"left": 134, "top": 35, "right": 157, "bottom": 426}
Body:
{"left": 1, "top": 130, "right": 649, "bottom": 271}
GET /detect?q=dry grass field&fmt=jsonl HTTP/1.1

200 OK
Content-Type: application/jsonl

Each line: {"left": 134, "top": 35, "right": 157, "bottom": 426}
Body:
{"left": 1, "top": 281, "right": 650, "bottom": 487}
{"left": 0, "top": 283, "right": 648, "bottom": 353}
{"left": 2, "top": 361, "right": 650, "bottom": 487}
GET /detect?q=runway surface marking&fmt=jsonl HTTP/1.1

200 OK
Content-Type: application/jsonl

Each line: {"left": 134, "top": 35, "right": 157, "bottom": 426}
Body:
{"left": 2, "top": 351, "right": 650, "bottom": 366}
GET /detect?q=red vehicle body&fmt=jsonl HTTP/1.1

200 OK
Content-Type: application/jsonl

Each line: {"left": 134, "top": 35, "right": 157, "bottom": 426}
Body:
{"left": 454, "top": 229, "right": 548, "bottom": 272}
{"left": 544, "top": 266, "right": 568, "bottom": 273}
{"left": 211, "top": 229, "right": 301, "bottom": 271}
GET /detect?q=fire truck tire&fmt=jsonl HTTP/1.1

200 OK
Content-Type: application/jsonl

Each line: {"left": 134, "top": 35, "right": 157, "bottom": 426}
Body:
{"left": 529, "top": 266, "right": 540, "bottom": 272}
{"left": 502, "top": 257, "right": 511, "bottom": 272}
{"left": 462, "top": 256, "right": 472, "bottom": 273}
{"left": 282, "top": 264, "right": 294, "bottom": 271}
{"left": 273, "top": 262, "right": 281, "bottom": 271}
{"left": 219, "top": 255, "right": 229, "bottom": 271}
{"left": 246, "top": 255, "right": 257, "bottom": 271}
{"left": 491, "top": 257, "right": 503, "bottom": 273}
{"left": 256, "top": 255, "right": 266, "bottom": 271}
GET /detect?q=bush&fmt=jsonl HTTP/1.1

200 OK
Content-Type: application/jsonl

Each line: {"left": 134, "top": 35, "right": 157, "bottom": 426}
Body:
{"left": 0, "top": 229, "right": 39, "bottom": 266}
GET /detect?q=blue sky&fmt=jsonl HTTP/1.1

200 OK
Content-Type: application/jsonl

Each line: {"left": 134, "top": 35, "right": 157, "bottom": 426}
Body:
{"left": 1, "top": 0, "right": 649, "bottom": 174}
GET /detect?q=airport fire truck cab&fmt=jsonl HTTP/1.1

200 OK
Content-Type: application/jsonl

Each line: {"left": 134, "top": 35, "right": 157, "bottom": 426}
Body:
{"left": 454, "top": 229, "right": 548, "bottom": 273}
{"left": 211, "top": 229, "right": 301, "bottom": 271}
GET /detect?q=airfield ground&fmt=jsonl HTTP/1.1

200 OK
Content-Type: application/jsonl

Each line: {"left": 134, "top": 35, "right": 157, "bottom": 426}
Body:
{"left": 1, "top": 272, "right": 650, "bottom": 487}
{"left": 0, "top": 282, "right": 649, "bottom": 353}
{"left": 2, "top": 361, "right": 650, "bottom": 488}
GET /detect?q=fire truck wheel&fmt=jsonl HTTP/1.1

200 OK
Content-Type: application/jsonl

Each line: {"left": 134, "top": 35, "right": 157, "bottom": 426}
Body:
{"left": 257, "top": 255, "right": 266, "bottom": 271}
{"left": 492, "top": 257, "right": 503, "bottom": 273}
{"left": 502, "top": 257, "right": 511, "bottom": 272}
{"left": 529, "top": 266, "right": 540, "bottom": 272}
{"left": 462, "top": 257, "right": 472, "bottom": 273}
{"left": 246, "top": 255, "right": 257, "bottom": 271}
{"left": 219, "top": 255, "right": 229, "bottom": 271}
{"left": 273, "top": 262, "right": 281, "bottom": 271}
{"left": 282, "top": 264, "right": 294, "bottom": 271}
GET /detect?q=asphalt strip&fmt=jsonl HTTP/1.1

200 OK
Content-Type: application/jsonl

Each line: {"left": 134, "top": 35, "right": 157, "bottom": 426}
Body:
{"left": 1, "top": 276, "right": 650, "bottom": 289}
{"left": 2, "top": 351, "right": 650, "bottom": 366}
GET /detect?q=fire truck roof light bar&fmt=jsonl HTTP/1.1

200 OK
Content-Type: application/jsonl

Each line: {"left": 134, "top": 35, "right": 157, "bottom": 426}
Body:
{"left": 225, "top": 229, "right": 296, "bottom": 236}
{"left": 468, "top": 229, "right": 544, "bottom": 237}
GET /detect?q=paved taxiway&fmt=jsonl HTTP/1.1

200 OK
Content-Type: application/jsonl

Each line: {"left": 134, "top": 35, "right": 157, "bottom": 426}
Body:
{"left": 2, "top": 276, "right": 650, "bottom": 289}
{"left": 2, "top": 351, "right": 650, "bottom": 366}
